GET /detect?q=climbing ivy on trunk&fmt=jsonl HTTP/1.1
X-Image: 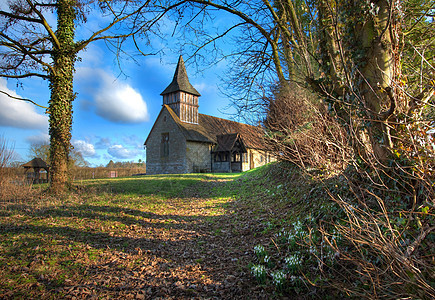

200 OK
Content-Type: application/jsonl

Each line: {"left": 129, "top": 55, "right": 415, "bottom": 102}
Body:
{"left": 48, "top": 0, "right": 76, "bottom": 194}
{"left": 1, "top": 0, "right": 165, "bottom": 194}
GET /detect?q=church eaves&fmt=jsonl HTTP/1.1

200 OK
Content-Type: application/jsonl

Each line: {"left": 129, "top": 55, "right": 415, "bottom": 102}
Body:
{"left": 160, "top": 55, "right": 201, "bottom": 96}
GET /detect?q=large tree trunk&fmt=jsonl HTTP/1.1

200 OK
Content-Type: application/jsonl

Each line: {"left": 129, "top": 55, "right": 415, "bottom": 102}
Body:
{"left": 48, "top": 0, "right": 76, "bottom": 194}
{"left": 356, "top": 0, "right": 397, "bottom": 162}
{"left": 317, "top": 0, "right": 345, "bottom": 97}
{"left": 314, "top": 0, "right": 400, "bottom": 163}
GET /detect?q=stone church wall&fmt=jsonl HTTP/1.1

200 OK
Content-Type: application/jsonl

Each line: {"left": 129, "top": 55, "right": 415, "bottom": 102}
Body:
{"left": 213, "top": 161, "right": 230, "bottom": 173}
{"left": 186, "top": 141, "right": 211, "bottom": 173}
{"left": 146, "top": 109, "right": 188, "bottom": 174}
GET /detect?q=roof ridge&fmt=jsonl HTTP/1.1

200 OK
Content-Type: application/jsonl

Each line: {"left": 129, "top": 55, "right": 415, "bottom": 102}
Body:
{"left": 199, "top": 113, "right": 260, "bottom": 129}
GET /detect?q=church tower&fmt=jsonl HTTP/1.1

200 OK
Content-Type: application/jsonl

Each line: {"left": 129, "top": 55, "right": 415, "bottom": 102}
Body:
{"left": 161, "top": 56, "right": 201, "bottom": 124}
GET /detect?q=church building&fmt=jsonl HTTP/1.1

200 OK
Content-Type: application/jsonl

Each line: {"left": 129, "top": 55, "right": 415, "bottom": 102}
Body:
{"left": 144, "top": 56, "right": 274, "bottom": 174}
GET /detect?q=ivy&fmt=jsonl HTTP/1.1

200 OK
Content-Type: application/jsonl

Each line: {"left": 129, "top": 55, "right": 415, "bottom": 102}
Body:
{"left": 47, "top": 0, "right": 78, "bottom": 194}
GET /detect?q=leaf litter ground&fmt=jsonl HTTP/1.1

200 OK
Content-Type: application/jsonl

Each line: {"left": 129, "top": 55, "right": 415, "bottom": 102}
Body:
{"left": 0, "top": 172, "right": 281, "bottom": 299}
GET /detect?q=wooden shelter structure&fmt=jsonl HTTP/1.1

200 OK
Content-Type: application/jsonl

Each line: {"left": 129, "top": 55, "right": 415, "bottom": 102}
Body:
{"left": 22, "top": 158, "right": 49, "bottom": 184}
{"left": 212, "top": 133, "right": 247, "bottom": 173}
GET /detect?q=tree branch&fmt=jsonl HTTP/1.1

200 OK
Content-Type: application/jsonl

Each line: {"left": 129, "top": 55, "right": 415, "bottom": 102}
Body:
{"left": 0, "top": 89, "right": 47, "bottom": 109}
{"left": 0, "top": 10, "right": 42, "bottom": 24}
{"left": 25, "top": 0, "right": 60, "bottom": 49}
{"left": 0, "top": 32, "right": 54, "bottom": 74}
{"left": 75, "top": 0, "right": 154, "bottom": 52}
{"left": 0, "top": 73, "right": 49, "bottom": 79}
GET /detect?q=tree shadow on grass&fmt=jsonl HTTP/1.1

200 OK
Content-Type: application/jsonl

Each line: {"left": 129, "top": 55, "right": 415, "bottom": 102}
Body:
{"left": 0, "top": 203, "right": 214, "bottom": 233}
{"left": 0, "top": 173, "right": 271, "bottom": 298}
{"left": 0, "top": 224, "right": 207, "bottom": 298}
{"left": 0, "top": 210, "right": 255, "bottom": 299}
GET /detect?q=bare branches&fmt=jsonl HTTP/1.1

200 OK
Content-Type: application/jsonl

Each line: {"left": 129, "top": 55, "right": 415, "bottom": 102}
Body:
{"left": 264, "top": 83, "right": 350, "bottom": 171}
{"left": 75, "top": 0, "right": 155, "bottom": 52}
{"left": 0, "top": 72, "right": 49, "bottom": 79}
{"left": 0, "top": 9, "right": 42, "bottom": 23}
{"left": 25, "top": 0, "right": 60, "bottom": 48}
{"left": 0, "top": 0, "right": 55, "bottom": 78}
{"left": 0, "top": 89, "right": 47, "bottom": 109}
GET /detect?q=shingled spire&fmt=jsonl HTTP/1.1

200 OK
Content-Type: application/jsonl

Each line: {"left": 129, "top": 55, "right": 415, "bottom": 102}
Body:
{"left": 161, "top": 55, "right": 201, "bottom": 124}
{"left": 161, "top": 56, "right": 201, "bottom": 96}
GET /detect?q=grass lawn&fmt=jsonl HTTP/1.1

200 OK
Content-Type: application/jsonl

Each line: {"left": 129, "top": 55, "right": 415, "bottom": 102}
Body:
{"left": 1, "top": 171, "right": 278, "bottom": 299}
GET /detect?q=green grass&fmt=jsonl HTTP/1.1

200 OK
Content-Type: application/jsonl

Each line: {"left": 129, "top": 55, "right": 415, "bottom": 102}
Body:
{"left": 0, "top": 170, "right": 253, "bottom": 298}
{"left": 0, "top": 164, "right": 356, "bottom": 298}
{"left": 82, "top": 173, "right": 239, "bottom": 196}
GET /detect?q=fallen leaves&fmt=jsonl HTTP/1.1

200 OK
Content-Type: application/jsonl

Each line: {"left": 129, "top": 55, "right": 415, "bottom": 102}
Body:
{"left": 0, "top": 174, "right": 277, "bottom": 299}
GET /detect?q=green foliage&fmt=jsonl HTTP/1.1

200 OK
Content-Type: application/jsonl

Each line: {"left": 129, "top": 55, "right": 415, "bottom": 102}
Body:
{"left": 105, "top": 160, "right": 145, "bottom": 169}
{"left": 250, "top": 264, "right": 267, "bottom": 284}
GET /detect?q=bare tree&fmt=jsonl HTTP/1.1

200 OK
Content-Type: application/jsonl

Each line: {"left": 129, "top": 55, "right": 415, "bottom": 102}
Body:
{"left": 0, "top": 135, "right": 15, "bottom": 172}
{"left": 160, "top": 2, "right": 435, "bottom": 297}
{"left": 0, "top": 0, "right": 170, "bottom": 193}
{"left": 163, "top": 0, "right": 433, "bottom": 161}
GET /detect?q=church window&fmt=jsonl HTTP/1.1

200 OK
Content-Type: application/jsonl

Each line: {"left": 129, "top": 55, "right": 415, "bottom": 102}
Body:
{"left": 161, "top": 133, "right": 169, "bottom": 158}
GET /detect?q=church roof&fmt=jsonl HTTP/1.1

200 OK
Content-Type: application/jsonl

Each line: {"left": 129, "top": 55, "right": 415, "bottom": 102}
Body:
{"left": 160, "top": 105, "right": 265, "bottom": 150}
{"left": 160, "top": 56, "right": 201, "bottom": 96}
{"left": 214, "top": 133, "right": 247, "bottom": 153}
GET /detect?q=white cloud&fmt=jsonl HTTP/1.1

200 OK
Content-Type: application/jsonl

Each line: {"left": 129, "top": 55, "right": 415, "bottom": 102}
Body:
{"left": 26, "top": 133, "right": 50, "bottom": 145}
{"left": 76, "top": 68, "right": 149, "bottom": 123}
{"left": 0, "top": 79, "right": 48, "bottom": 129}
{"left": 76, "top": 45, "right": 106, "bottom": 69}
{"left": 72, "top": 139, "right": 96, "bottom": 157}
{"left": 122, "top": 134, "right": 143, "bottom": 148}
{"left": 95, "top": 137, "right": 112, "bottom": 149}
{"left": 108, "top": 144, "right": 139, "bottom": 159}
{"left": 95, "top": 79, "right": 149, "bottom": 123}
{"left": 193, "top": 82, "right": 218, "bottom": 95}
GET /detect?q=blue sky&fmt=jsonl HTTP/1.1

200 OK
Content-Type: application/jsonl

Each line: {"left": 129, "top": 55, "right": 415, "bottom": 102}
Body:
{"left": 0, "top": 5, "right": 237, "bottom": 167}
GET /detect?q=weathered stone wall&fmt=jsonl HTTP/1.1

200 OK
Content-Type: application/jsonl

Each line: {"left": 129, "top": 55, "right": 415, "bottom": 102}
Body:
{"left": 186, "top": 141, "right": 211, "bottom": 173}
{"left": 145, "top": 108, "right": 188, "bottom": 174}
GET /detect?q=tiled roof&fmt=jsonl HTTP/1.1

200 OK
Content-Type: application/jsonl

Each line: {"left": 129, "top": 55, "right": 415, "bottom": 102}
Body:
{"left": 215, "top": 133, "right": 239, "bottom": 152}
{"left": 214, "top": 133, "right": 248, "bottom": 152}
{"left": 160, "top": 56, "right": 201, "bottom": 96}
{"left": 164, "top": 105, "right": 266, "bottom": 150}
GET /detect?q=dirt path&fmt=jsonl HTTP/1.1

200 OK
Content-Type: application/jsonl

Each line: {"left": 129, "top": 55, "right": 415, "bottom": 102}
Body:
{"left": 57, "top": 179, "right": 273, "bottom": 299}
